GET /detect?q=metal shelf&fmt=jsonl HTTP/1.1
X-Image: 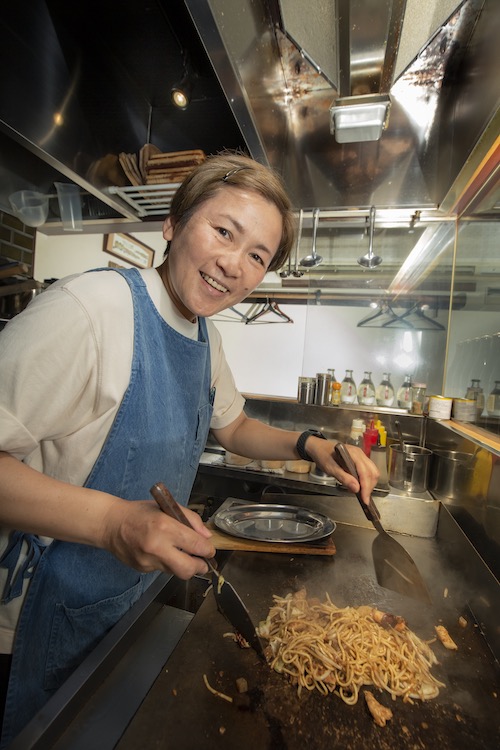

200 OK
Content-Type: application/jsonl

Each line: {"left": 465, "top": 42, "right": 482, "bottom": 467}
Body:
{"left": 108, "top": 183, "right": 182, "bottom": 218}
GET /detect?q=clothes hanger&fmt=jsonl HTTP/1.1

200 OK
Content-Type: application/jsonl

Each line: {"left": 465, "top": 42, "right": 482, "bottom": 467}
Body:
{"left": 245, "top": 298, "right": 293, "bottom": 324}
{"left": 397, "top": 303, "right": 445, "bottom": 330}
{"left": 211, "top": 303, "right": 260, "bottom": 323}
{"left": 357, "top": 302, "right": 411, "bottom": 328}
{"left": 269, "top": 300, "right": 294, "bottom": 323}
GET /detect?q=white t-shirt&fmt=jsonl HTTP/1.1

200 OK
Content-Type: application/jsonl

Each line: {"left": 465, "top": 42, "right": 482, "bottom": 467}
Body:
{"left": 0, "top": 267, "right": 244, "bottom": 652}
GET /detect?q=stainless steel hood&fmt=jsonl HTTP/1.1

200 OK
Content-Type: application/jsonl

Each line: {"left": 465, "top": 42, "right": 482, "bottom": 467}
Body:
{"left": 0, "top": 0, "right": 498, "bottom": 229}
{"left": 186, "top": 0, "right": 499, "bottom": 212}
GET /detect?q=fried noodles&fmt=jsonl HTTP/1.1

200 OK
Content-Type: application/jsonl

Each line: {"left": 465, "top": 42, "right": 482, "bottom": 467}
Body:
{"left": 257, "top": 589, "right": 444, "bottom": 705}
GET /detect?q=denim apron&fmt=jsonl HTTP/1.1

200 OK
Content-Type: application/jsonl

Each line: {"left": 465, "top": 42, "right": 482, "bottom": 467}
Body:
{"left": 0, "top": 268, "right": 213, "bottom": 746}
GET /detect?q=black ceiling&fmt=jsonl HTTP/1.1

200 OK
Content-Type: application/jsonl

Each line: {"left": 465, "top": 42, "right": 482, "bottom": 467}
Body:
{"left": 2, "top": 0, "right": 245, "bottom": 162}
{"left": 42, "top": 0, "right": 246, "bottom": 156}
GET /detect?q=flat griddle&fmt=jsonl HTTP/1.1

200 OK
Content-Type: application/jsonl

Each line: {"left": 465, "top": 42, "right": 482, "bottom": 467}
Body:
{"left": 116, "top": 522, "right": 499, "bottom": 750}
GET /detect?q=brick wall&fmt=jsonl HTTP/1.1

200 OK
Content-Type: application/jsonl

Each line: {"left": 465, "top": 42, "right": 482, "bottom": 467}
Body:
{"left": 0, "top": 210, "right": 36, "bottom": 272}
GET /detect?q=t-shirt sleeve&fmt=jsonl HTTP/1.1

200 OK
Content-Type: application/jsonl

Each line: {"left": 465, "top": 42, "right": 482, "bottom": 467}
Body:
{"left": 206, "top": 320, "right": 245, "bottom": 430}
{"left": 0, "top": 281, "right": 100, "bottom": 460}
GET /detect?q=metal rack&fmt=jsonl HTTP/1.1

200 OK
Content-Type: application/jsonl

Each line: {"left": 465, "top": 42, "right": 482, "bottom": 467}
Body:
{"left": 108, "top": 183, "right": 182, "bottom": 217}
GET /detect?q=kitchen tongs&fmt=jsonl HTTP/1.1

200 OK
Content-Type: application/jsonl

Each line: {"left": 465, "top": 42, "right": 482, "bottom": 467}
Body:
{"left": 334, "top": 444, "right": 431, "bottom": 603}
{"left": 150, "top": 482, "right": 265, "bottom": 659}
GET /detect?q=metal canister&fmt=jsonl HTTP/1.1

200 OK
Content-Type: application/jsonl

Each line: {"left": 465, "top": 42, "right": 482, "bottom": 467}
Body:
{"left": 314, "top": 372, "right": 332, "bottom": 405}
{"left": 452, "top": 398, "right": 476, "bottom": 422}
{"left": 297, "top": 376, "right": 316, "bottom": 404}
{"left": 428, "top": 395, "right": 453, "bottom": 419}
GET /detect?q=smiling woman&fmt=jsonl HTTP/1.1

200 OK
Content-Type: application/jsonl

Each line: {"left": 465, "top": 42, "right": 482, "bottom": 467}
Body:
{"left": 0, "top": 150, "right": 379, "bottom": 744}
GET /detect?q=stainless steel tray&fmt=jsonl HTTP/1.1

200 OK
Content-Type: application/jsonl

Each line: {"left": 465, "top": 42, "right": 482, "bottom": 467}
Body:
{"left": 213, "top": 503, "right": 335, "bottom": 543}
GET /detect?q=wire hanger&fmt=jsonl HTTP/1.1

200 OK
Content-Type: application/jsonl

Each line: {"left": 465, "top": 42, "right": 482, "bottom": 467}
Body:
{"left": 357, "top": 302, "right": 412, "bottom": 329}
{"left": 397, "top": 303, "right": 445, "bottom": 330}
{"left": 211, "top": 303, "right": 260, "bottom": 323}
{"left": 357, "top": 301, "right": 444, "bottom": 330}
{"left": 245, "top": 298, "right": 294, "bottom": 324}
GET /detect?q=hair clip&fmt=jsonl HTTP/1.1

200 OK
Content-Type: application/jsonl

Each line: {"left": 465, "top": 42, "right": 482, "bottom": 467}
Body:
{"left": 222, "top": 166, "right": 250, "bottom": 181}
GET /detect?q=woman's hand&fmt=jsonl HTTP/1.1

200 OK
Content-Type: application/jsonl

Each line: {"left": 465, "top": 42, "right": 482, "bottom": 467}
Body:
{"left": 304, "top": 439, "right": 379, "bottom": 505}
{"left": 101, "top": 498, "right": 215, "bottom": 579}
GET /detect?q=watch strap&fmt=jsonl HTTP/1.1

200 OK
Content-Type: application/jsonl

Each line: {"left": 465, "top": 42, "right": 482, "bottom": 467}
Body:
{"left": 296, "top": 429, "right": 326, "bottom": 461}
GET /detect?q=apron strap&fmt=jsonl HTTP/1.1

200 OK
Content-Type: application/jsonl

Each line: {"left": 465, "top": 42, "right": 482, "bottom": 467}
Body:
{"left": 0, "top": 532, "right": 47, "bottom": 604}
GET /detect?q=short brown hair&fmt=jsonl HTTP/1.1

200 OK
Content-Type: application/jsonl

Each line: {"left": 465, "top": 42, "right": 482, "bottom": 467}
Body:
{"left": 168, "top": 151, "right": 295, "bottom": 272}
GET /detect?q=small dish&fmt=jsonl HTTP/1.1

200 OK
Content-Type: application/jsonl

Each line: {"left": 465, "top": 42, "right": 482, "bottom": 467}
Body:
{"left": 214, "top": 503, "right": 335, "bottom": 543}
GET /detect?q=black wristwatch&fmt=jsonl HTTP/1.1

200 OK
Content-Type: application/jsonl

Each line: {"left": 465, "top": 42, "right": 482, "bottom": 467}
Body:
{"left": 296, "top": 429, "right": 326, "bottom": 461}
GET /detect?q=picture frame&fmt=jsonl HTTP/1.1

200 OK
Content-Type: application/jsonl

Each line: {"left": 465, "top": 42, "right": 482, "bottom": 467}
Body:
{"left": 103, "top": 233, "right": 155, "bottom": 269}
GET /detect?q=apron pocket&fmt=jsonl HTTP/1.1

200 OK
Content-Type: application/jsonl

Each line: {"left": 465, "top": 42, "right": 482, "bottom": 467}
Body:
{"left": 43, "top": 578, "right": 144, "bottom": 691}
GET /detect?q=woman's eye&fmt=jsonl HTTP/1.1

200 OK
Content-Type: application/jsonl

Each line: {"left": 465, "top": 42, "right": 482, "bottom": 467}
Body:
{"left": 250, "top": 252, "right": 265, "bottom": 266}
{"left": 217, "top": 227, "right": 230, "bottom": 239}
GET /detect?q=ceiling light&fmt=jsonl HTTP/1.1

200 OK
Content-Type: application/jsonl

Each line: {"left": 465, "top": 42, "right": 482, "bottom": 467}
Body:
{"left": 171, "top": 74, "right": 193, "bottom": 110}
{"left": 330, "top": 94, "right": 391, "bottom": 143}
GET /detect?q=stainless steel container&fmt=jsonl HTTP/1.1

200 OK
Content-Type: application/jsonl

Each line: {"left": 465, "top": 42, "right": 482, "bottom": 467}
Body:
{"left": 429, "top": 449, "right": 477, "bottom": 500}
{"left": 297, "top": 377, "right": 316, "bottom": 404}
{"left": 314, "top": 372, "right": 331, "bottom": 405}
{"left": 389, "top": 445, "right": 432, "bottom": 494}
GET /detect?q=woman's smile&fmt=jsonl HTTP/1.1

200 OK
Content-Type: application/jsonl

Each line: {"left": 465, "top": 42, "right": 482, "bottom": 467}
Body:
{"left": 199, "top": 271, "right": 230, "bottom": 295}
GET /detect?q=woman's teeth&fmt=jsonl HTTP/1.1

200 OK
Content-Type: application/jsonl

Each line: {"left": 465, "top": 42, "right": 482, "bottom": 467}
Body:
{"left": 201, "top": 272, "right": 228, "bottom": 293}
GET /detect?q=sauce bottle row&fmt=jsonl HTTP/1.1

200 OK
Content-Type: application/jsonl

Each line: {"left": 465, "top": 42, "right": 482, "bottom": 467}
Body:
{"left": 298, "top": 370, "right": 425, "bottom": 413}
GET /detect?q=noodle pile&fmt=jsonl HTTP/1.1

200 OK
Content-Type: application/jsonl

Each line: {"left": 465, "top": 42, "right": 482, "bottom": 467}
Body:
{"left": 257, "top": 589, "right": 444, "bottom": 705}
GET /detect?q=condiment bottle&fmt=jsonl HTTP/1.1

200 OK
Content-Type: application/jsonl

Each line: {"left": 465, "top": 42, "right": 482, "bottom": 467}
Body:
{"left": 348, "top": 418, "right": 365, "bottom": 447}
{"left": 410, "top": 383, "right": 427, "bottom": 414}
{"left": 486, "top": 381, "right": 500, "bottom": 417}
{"left": 357, "top": 371, "right": 376, "bottom": 405}
{"left": 331, "top": 380, "right": 342, "bottom": 406}
{"left": 397, "top": 374, "right": 413, "bottom": 410}
{"left": 362, "top": 420, "right": 379, "bottom": 457}
{"left": 376, "top": 372, "right": 395, "bottom": 407}
{"left": 340, "top": 369, "right": 357, "bottom": 404}
{"left": 327, "top": 369, "right": 341, "bottom": 405}
{"left": 466, "top": 379, "right": 484, "bottom": 419}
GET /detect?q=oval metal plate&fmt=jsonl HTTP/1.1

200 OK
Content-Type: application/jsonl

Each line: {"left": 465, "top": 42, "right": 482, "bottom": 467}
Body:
{"left": 214, "top": 504, "right": 335, "bottom": 543}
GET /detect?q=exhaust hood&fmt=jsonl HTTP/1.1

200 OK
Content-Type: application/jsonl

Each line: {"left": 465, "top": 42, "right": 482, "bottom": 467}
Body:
{"left": 0, "top": 0, "right": 498, "bottom": 230}
{"left": 187, "top": 0, "right": 498, "bottom": 211}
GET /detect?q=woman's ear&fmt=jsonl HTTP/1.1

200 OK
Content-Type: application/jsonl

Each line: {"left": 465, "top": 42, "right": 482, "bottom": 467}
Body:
{"left": 162, "top": 216, "right": 175, "bottom": 241}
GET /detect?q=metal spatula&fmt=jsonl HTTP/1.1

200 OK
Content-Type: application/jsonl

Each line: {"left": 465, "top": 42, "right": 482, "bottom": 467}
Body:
{"left": 334, "top": 444, "right": 431, "bottom": 603}
{"left": 150, "top": 482, "right": 265, "bottom": 659}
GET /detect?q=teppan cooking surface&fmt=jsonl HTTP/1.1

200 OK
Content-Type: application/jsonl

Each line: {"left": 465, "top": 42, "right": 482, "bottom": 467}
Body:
{"left": 117, "top": 523, "right": 499, "bottom": 750}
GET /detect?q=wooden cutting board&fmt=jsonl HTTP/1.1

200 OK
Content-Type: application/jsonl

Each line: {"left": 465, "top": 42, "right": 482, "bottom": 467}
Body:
{"left": 206, "top": 521, "right": 336, "bottom": 555}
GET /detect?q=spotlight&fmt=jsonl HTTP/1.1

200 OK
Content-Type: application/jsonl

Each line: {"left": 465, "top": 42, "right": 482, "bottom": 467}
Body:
{"left": 171, "top": 75, "right": 193, "bottom": 110}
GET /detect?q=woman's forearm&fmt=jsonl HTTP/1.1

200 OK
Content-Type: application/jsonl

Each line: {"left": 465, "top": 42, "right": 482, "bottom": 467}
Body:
{"left": 0, "top": 451, "right": 115, "bottom": 546}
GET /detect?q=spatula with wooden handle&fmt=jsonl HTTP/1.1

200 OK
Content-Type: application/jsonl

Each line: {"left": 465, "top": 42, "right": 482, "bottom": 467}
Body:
{"left": 150, "top": 482, "right": 265, "bottom": 659}
{"left": 334, "top": 444, "right": 431, "bottom": 603}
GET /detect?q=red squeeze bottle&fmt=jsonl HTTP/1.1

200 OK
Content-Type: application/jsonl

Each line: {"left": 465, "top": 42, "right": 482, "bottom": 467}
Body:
{"left": 362, "top": 421, "right": 379, "bottom": 457}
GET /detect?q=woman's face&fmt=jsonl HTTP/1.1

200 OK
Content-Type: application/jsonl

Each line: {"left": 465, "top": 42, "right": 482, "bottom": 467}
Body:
{"left": 161, "top": 186, "right": 283, "bottom": 320}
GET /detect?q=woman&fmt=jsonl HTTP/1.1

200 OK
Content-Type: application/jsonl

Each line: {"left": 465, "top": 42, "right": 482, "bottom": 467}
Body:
{"left": 0, "top": 152, "right": 378, "bottom": 743}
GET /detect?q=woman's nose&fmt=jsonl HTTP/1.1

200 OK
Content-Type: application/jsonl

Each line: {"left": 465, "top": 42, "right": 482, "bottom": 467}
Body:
{"left": 217, "top": 249, "right": 243, "bottom": 276}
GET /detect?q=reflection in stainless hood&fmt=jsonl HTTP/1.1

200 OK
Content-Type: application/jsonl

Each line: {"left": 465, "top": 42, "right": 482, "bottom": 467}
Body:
{"left": 187, "top": 0, "right": 498, "bottom": 211}
{"left": 0, "top": 0, "right": 498, "bottom": 227}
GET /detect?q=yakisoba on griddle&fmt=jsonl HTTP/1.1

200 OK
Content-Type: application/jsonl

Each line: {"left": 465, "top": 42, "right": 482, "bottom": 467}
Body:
{"left": 257, "top": 589, "right": 445, "bottom": 706}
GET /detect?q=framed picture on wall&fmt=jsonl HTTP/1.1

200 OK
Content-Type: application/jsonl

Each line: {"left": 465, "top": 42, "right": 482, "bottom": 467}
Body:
{"left": 103, "top": 233, "right": 154, "bottom": 269}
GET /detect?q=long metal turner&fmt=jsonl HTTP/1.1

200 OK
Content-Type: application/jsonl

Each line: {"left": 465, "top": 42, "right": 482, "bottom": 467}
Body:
{"left": 334, "top": 444, "right": 431, "bottom": 602}
{"left": 150, "top": 482, "right": 265, "bottom": 659}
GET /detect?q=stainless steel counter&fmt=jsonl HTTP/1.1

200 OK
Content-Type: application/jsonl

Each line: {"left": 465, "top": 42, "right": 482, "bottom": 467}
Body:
{"left": 195, "top": 459, "right": 439, "bottom": 537}
{"left": 116, "top": 516, "right": 500, "bottom": 750}
{"left": 8, "top": 504, "right": 499, "bottom": 750}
